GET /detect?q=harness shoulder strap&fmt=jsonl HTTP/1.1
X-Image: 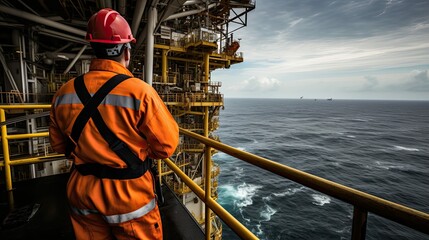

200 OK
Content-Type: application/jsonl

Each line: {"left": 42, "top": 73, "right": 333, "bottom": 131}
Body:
{"left": 66, "top": 74, "right": 131, "bottom": 154}
{"left": 65, "top": 74, "right": 150, "bottom": 179}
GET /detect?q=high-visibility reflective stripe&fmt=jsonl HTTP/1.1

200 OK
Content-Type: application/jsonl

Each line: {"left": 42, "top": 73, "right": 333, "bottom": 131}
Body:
{"left": 55, "top": 93, "right": 140, "bottom": 110}
{"left": 104, "top": 198, "right": 156, "bottom": 224}
{"left": 70, "top": 198, "right": 156, "bottom": 224}
{"left": 55, "top": 93, "right": 80, "bottom": 107}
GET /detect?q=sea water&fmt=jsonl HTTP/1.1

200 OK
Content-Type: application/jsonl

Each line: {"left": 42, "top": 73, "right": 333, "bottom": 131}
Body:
{"left": 213, "top": 99, "right": 429, "bottom": 240}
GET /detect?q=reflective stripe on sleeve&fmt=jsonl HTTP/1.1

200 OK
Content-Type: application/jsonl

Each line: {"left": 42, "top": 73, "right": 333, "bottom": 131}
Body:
{"left": 70, "top": 198, "right": 156, "bottom": 224}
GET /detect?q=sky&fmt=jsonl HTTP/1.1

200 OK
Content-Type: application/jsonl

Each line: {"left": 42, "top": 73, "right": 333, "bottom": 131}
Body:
{"left": 212, "top": 0, "right": 429, "bottom": 100}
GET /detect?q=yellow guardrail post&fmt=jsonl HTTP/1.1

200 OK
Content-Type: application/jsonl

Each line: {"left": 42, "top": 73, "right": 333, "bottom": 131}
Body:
{"left": 1, "top": 108, "right": 14, "bottom": 210}
{"left": 163, "top": 157, "right": 258, "bottom": 240}
{"left": 351, "top": 206, "right": 368, "bottom": 240}
{"left": 204, "top": 106, "right": 212, "bottom": 240}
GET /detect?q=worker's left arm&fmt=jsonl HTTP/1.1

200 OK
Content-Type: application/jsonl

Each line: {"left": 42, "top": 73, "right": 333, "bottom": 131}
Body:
{"left": 138, "top": 87, "right": 179, "bottom": 159}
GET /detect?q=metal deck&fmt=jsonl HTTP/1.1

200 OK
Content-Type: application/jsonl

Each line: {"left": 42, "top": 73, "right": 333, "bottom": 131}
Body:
{"left": 0, "top": 173, "right": 204, "bottom": 240}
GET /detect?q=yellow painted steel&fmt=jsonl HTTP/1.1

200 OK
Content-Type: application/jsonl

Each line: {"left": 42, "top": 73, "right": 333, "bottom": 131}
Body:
{"left": 163, "top": 157, "right": 259, "bottom": 240}
{"left": 7, "top": 132, "right": 49, "bottom": 140}
{"left": 1, "top": 109, "right": 14, "bottom": 210}
{"left": 0, "top": 105, "right": 61, "bottom": 211}
{"left": 204, "top": 106, "right": 212, "bottom": 240}
{"left": 179, "top": 128, "right": 429, "bottom": 236}
{"left": 203, "top": 52, "right": 213, "bottom": 239}
{"left": 157, "top": 159, "right": 162, "bottom": 184}
{"left": 5, "top": 154, "right": 65, "bottom": 166}
{"left": 162, "top": 49, "right": 167, "bottom": 83}
{"left": 0, "top": 104, "right": 50, "bottom": 109}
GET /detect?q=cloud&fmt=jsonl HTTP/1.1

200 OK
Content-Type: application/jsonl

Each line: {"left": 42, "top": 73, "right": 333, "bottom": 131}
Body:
{"left": 227, "top": 76, "right": 281, "bottom": 92}
{"left": 217, "top": 0, "right": 429, "bottom": 100}
{"left": 406, "top": 70, "right": 429, "bottom": 92}
{"left": 361, "top": 76, "right": 379, "bottom": 91}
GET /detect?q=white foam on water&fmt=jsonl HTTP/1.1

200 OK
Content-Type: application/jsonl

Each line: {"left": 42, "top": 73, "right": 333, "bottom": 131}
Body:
{"left": 273, "top": 187, "right": 306, "bottom": 197}
{"left": 263, "top": 187, "right": 306, "bottom": 202}
{"left": 235, "top": 183, "right": 262, "bottom": 208}
{"left": 393, "top": 145, "right": 419, "bottom": 152}
{"left": 346, "top": 135, "right": 356, "bottom": 138}
{"left": 218, "top": 183, "right": 262, "bottom": 208}
{"left": 375, "top": 161, "right": 406, "bottom": 171}
{"left": 311, "top": 194, "right": 331, "bottom": 206}
{"left": 352, "top": 118, "right": 369, "bottom": 122}
{"left": 255, "top": 224, "right": 264, "bottom": 236}
{"left": 260, "top": 204, "right": 277, "bottom": 222}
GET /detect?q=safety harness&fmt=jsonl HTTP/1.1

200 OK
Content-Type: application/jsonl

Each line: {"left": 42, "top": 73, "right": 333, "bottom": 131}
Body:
{"left": 65, "top": 74, "right": 151, "bottom": 179}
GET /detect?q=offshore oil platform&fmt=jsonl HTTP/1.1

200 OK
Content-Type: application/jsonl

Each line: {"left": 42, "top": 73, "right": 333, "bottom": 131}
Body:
{"left": 0, "top": 0, "right": 254, "bottom": 239}
{"left": 1, "top": 1, "right": 428, "bottom": 240}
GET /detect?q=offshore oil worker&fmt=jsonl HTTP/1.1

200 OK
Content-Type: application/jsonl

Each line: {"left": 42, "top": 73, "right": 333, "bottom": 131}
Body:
{"left": 49, "top": 8, "right": 179, "bottom": 239}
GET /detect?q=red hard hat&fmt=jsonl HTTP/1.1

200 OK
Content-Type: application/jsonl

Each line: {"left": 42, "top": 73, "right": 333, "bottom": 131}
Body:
{"left": 86, "top": 8, "right": 136, "bottom": 44}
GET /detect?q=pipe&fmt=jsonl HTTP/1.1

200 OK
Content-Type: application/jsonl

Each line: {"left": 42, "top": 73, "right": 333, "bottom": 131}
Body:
{"left": 63, "top": 45, "right": 87, "bottom": 74}
{"left": 0, "top": 4, "right": 86, "bottom": 37}
{"left": 45, "top": 52, "right": 93, "bottom": 60}
{"left": 155, "top": 0, "right": 187, "bottom": 33}
{"left": 17, "top": 0, "right": 40, "bottom": 16}
{"left": 131, "top": 0, "right": 148, "bottom": 36}
{"left": 144, "top": 6, "right": 157, "bottom": 86}
{"left": 164, "top": 3, "right": 218, "bottom": 21}
{"left": 184, "top": 0, "right": 202, "bottom": 6}
{"left": 37, "top": 28, "right": 88, "bottom": 44}
{"left": 118, "top": 0, "right": 126, "bottom": 15}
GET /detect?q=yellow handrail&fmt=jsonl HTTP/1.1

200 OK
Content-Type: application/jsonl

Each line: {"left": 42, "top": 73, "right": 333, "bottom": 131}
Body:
{"left": 2, "top": 104, "right": 428, "bottom": 239}
{"left": 0, "top": 105, "right": 59, "bottom": 210}
{"left": 163, "top": 157, "right": 258, "bottom": 239}
{"left": 178, "top": 128, "right": 429, "bottom": 238}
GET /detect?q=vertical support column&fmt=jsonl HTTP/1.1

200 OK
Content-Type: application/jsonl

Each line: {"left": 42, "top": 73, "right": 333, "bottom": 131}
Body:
{"left": 204, "top": 106, "right": 212, "bottom": 240}
{"left": 203, "top": 50, "right": 212, "bottom": 239}
{"left": 162, "top": 49, "right": 167, "bottom": 83}
{"left": 157, "top": 159, "right": 162, "bottom": 184}
{"left": 145, "top": 6, "right": 157, "bottom": 86}
{"left": 19, "top": 34, "right": 27, "bottom": 102}
{"left": 204, "top": 53, "right": 210, "bottom": 97}
{"left": 1, "top": 109, "right": 14, "bottom": 210}
{"left": 351, "top": 206, "right": 368, "bottom": 240}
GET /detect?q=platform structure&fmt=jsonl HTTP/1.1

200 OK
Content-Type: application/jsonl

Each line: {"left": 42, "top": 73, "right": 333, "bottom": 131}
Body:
{"left": 0, "top": 1, "right": 255, "bottom": 239}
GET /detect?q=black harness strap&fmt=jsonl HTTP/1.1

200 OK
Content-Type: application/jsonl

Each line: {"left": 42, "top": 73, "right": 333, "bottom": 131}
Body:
{"left": 66, "top": 74, "right": 151, "bottom": 179}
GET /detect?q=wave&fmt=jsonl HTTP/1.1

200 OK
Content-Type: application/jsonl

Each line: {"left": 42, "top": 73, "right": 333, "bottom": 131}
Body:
{"left": 346, "top": 135, "right": 356, "bottom": 138}
{"left": 393, "top": 145, "right": 420, "bottom": 152}
{"left": 219, "top": 182, "right": 263, "bottom": 209}
{"left": 262, "top": 187, "right": 306, "bottom": 201}
{"left": 260, "top": 204, "right": 277, "bottom": 222}
{"left": 311, "top": 194, "right": 331, "bottom": 206}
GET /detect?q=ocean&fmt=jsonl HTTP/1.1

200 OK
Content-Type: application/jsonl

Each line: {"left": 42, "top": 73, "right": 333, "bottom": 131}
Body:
{"left": 212, "top": 99, "right": 429, "bottom": 240}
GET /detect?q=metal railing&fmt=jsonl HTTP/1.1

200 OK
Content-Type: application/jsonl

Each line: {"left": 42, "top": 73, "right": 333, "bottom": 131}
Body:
{"left": 175, "top": 128, "right": 429, "bottom": 240}
{"left": 1, "top": 105, "right": 428, "bottom": 240}
{"left": 0, "top": 105, "right": 64, "bottom": 210}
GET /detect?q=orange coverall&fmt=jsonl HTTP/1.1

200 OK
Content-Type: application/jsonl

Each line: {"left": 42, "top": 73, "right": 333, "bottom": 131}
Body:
{"left": 49, "top": 59, "right": 179, "bottom": 239}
